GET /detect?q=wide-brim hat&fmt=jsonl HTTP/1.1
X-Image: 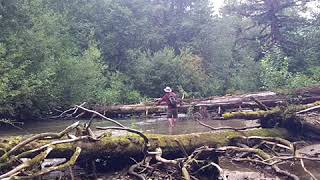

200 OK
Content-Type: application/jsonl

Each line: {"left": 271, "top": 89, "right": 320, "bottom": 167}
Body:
{"left": 163, "top": 86, "right": 172, "bottom": 92}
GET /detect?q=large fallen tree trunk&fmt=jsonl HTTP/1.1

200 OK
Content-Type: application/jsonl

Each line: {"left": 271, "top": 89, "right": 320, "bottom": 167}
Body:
{"left": 0, "top": 128, "right": 287, "bottom": 160}
{"left": 73, "top": 86, "right": 320, "bottom": 118}
{"left": 47, "top": 86, "right": 320, "bottom": 119}
{"left": 79, "top": 96, "right": 320, "bottom": 118}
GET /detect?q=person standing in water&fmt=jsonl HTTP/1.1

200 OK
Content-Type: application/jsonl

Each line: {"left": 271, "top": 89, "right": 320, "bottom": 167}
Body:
{"left": 156, "top": 86, "right": 178, "bottom": 127}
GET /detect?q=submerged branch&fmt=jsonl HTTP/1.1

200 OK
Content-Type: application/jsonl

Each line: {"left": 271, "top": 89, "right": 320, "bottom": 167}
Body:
{"left": 196, "top": 119, "right": 261, "bottom": 131}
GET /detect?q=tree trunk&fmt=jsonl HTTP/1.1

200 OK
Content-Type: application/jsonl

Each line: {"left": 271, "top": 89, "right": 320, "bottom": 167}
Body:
{"left": 222, "top": 101, "right": 320, "bottom": 137}
{"left": 0, "top": 128, "right": 287, "bottom": 160}
{"left": 87, "top": 86, "right": 320, "bottom": 117}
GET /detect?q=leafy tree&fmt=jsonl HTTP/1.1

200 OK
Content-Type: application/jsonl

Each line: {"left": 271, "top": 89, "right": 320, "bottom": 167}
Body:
{"left": 224, "top": 0, "right": 314, "bottom": 60}
{"left": 259, "top": 47, "right": 319, "bottom": 90}
{"left": 1, "top": 0, "right": 320, "bottom": 120}
{"left": 128, "top": 48, "right": 213, "bottom": 97}
{"left": 260, "top": 48, "right": 292, "bottom": 89}
{"left": 0, "top": 0, "right": 119, "bottom": 119}
{"left": 96, "top": 72, "right": 142, "bottom": 105}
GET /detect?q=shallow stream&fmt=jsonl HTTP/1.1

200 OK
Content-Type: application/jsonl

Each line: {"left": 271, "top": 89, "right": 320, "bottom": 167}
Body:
{"left": 0, "top": 115, "right": 259, "bottom": 136}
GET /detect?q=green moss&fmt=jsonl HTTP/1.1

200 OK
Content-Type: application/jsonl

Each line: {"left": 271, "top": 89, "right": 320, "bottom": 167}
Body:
{"left": 28, "top": 148, "right": 51, "bottom": 165}
{"left": 0, "top": 129, "right": 288, "bottom": 162}
{"left": 223, "top": 109, "right": 280, "bottom": 120}
{"left": 0, "top": 136, "right": 23, "bottom": 151}
{"left": 54, "top": 143, "right": 74, "bottom": 151}
{"left": 300, "top": 101, "right": 320, "bottom": 110}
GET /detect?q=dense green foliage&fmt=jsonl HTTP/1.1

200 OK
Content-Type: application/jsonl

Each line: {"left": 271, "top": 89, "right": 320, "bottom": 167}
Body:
{"left": 128, "top": 48, "right": 214, "bottom": 97}
{"left": 0, "top": 0, "right": 319, "bottom": 120}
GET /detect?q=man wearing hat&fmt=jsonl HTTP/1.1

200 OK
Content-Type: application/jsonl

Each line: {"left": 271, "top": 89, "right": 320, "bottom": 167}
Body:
{"left": 156, "top": 86, "right": 178, "bottom": 127}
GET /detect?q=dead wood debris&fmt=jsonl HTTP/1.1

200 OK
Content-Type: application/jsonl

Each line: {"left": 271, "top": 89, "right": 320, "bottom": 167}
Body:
{"left": 195, "top": 119, "right": 320, "bottom": 180}
{"left": 1, "top": 104, "right": 320, "bottom": 180}
{"left": 0, "top": 103, "right": 149, "bottom": 179}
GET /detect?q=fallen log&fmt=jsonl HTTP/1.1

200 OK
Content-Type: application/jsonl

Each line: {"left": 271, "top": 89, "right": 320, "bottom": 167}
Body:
{"left": 222, "top": 101, "right": 320, "bottom": 120}
{"left": 47, "top": 86, "right": 320, "bottom": 119}
{"left": 69, "top": 96, "right": 320, "bottom": 119}
{"left": 0, "top": 128, "right": 288, "bottom": 160}
{"left": 85, "top": 87, "right": 320, "bottom": 118}
{"left": 223, "top": 109, "right": 280, "bottom": 120}
{"left": 221, "top": 101, "right": 320, "bottom": 138}
{"left": 0, "top": 117, "right": 289, "bottom": 179}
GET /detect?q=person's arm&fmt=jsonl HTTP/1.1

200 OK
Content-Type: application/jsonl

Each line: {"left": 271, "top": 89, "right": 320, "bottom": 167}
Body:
{"left": 156, "top": 95, "right": 166, "bottom": 105}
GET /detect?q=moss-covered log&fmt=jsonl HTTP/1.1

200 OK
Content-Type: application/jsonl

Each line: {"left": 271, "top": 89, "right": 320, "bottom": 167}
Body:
{"left": 0, "top": 128, "right": 288, "bottom": 160}
{"left": 223, "top": 101, "right": 320, "bottom": 120}
{"left": 223, "top": 109, "right": 281, "bottom": 120}
{"left": 222, "top": 101, "right": 320, "bottom": 138}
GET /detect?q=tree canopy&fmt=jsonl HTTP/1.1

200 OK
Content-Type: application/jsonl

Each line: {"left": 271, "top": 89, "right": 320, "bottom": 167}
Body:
{"left": 0, "top": 0, "right": 319, "bottom": 120}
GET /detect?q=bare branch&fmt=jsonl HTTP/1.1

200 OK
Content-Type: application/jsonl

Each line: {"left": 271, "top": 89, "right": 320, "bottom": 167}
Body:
{"left": 0, "top": 147, "right": 53, "bottom": 179}
{"left": 50, "top": 102, "right": 86, "bottom": 119}
{"left": 0, "top": 121, "right": 80, "bottom": 162}
{"left": 296, "top": 105, "right": 320, "bottom": 114}
{"left": 300, "top": 159, "right": 318, "bottom": 180}
{"left": 196, "top": 119, "right": 261, "bottom": 131}
{"left": 76, "top": 105, "right": 125, "bottom": 127}
{"left": 16, "top": 136, "right": 94, "bottom": 159}
{"left": 249, "top": 96, "right": 269, "bottom": 110}
{"left": 239, "top": 136, "right": 294, "bottom": 153}
{"left": 15, "top": 147, "right": 82, "bottom": 179}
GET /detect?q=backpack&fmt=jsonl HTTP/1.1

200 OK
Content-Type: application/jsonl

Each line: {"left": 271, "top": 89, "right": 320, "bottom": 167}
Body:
{"left": 168, "top": 95, "right": 177, "bottom": 108}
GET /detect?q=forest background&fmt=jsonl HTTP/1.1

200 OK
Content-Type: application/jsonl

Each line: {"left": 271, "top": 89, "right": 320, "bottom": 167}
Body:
{"left": 0, "top": 0, "right": 320, "bottom": 120}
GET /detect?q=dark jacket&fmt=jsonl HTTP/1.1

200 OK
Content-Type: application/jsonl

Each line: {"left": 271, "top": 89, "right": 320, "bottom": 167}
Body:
{"left": 157, "top": 92, "right": 177, "bottom": 111}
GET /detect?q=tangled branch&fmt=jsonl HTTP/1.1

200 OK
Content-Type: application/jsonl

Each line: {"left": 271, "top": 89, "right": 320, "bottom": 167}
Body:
{"left": 0, "top": 104, "right": 152, "bottom": 179}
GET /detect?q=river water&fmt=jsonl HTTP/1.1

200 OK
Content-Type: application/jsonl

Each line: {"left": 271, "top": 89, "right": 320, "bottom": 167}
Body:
{"left": 0, "top": 115, "right": 259, "bottom": 136}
